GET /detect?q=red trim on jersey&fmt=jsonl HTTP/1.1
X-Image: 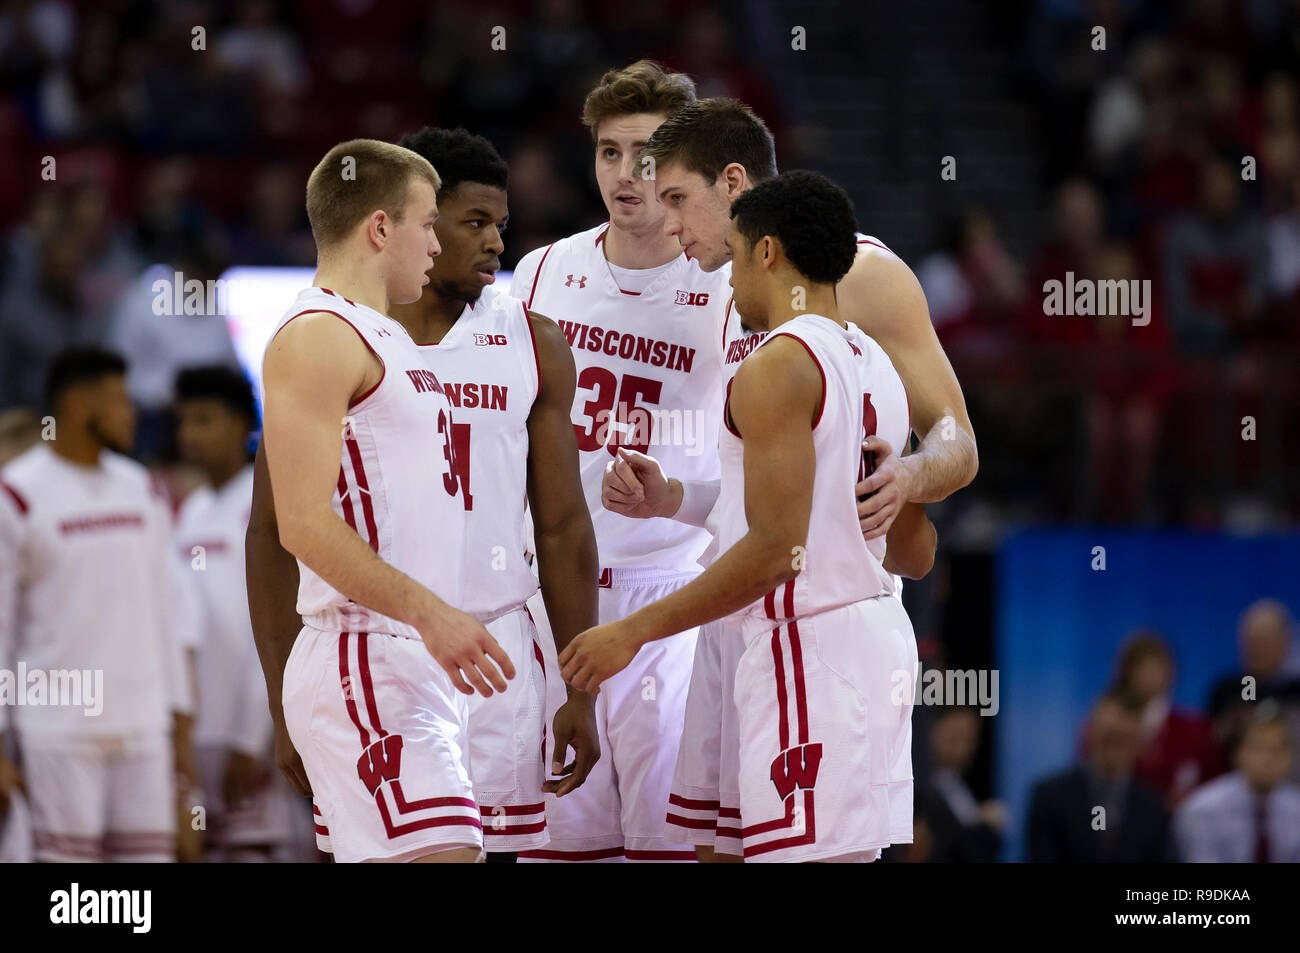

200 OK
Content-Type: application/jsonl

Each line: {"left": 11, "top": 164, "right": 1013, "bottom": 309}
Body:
{"left": 313, "top": 804, "right": 323, "bottom": 816}
{"left": 389, "top": 784, "right": 477, "bottom": 815}
{"left": 485, "top": 821, "right": 547, "bottom": 835}
{"left": 904, "top": 384, "right": 912, "bottom": 441}
{"left": 479, "top": 802, "right": 545, "bottom": 817}
{"left": 721, "top": 295, "right": 735, "bottom": 352}
{"left": 789, "top": 618, "right": 809, "bottom": 745}
{"left": 320, "top": 287, "right": 357, "bottom": 307}
{"left": 315, "top": 823, "right": 330, "bottom": 835}
{"left": 665, "top": 812, "right": 719, "bottom": 831}
{"left": 1, "top": 481, "right": 28, "bottom": 514}
{"left": 719, "top": 806, "right": 742, "bottom": 819}
{"left": 518, "top": 846, "right": 625, "bottom": 861}
{"left": 357, "top": 631, "right": 387, "bottom": 738}
{"left": 271, "top": 309, "right": 386, "bottom": 409}
{"left": 618, "top": 288, "right": 641, "bottom": 296}
{"left": 623, "top": 849, "right": 697, "bottom": 861}
{"left": 344, "top": 436, "right": 380, "bottom": 553}
{"left": 595, "top": 224, "right": 610, "bottom": 246}
{"left": 771, "top": 627, "right": 790, "bottom": 751}
{"left": 337, "top": 469, "right": 359, "bottom": 536}
{"left": 376, "top": 796, "right": 483, "bottom": 838}
{"left": 668, "top": 793, "right": 721, "bottom": 811}
{"left": 339, "top": 633, "right": 370, "bottom": 748}
{"left": 856, "top": 236, "right": 890, "bottom": 252}
{"left": 527, "top": 243, "right": 557, "bottom": 311}
{"left": 722, "top": 377, "right": 741, "bottom": 439}
{"left": 522, "top": 300, "right": 543, "bottom": 391}
{"left": 766, "top": 332, "right": 827, "bottom": 428}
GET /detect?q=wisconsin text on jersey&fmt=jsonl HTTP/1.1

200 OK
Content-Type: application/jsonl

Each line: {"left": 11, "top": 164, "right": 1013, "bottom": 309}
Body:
{"left": 406, "top": 368, "right": 509, "bottom": 411}
{"left": 554, "top": 320, "right": 697, "bottom": 373}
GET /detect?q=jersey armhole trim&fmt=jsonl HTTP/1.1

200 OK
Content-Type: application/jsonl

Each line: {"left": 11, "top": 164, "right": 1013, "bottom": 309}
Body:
{"left": 272, "top": 309, "right": 386, "bottom": 409}
{"left": 766, "top": 331, "right": 827, "bottom": 429}
{"left": 527, "top": 243, "right": 557, "bottom": 311}
{"left": 721, "top": 295, "right": 735, "bottom": 353}
{"left": 522, "top": 301, "right": 543, "bottom": 398}
{"left": 1, "top": 481, "right": 28, "bottom": 515}
{"left": 722, "top": 377, "right": 741, "bottom": 439}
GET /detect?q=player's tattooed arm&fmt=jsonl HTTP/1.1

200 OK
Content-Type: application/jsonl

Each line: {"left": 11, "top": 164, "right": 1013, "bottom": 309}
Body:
{"left": 561, "top": 339, "right": 819, "bottom": 692}
{"left": 262, "top": 313, "right": 514, "bottom": 698}
{"left": 525, "top": 312, "right": 601, "bottom": 795}
{"left": 839, "top": 251, "right": 978, "bottom": 511}
{"left": 246, "top": 440, "right": 312, "bottom": 796}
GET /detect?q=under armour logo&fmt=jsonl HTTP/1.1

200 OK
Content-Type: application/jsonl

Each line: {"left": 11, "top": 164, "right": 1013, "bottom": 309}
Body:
{"left": 565, "top": 274, "right": 588, "bottom": 288}
{"left": 375, "top": 327, "right": 392, "bottom": 337}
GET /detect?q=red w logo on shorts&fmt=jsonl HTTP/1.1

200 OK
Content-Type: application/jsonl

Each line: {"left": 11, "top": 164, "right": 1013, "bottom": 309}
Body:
{"left": 356, "top": 734, "right": 404, "bottom": 796}
{"left": 770, "top": 743, "right": 823, "bottom": 802}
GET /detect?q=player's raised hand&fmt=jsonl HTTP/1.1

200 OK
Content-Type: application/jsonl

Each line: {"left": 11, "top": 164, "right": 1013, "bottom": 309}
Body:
{"left": 543, "top": 694, "right": 600, "bottom": 797}
{"left": 602, "top": 447, "right": 672, "bottom": 519}
{"left": 558, "top": 621, "right": 640, "bottom": 694}
{"left": 856, "top": 436, "right": 912, "bottom": 540}
{"left": 420, "top": 604, "right": 516, "bottom": 697}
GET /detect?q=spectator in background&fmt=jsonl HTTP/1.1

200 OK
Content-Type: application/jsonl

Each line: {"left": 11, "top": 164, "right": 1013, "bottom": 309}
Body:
{"left": 1110, "top": 630, "right": 1222, "bottom": 805}
{"left": 172, "top": 366, "right": 313, "bottom": 862}
{"left": 0, "top": 216, "right": 104, "bottom": 411}
{"left": 1163, "top": 157, "right": 1267, "bottom": 358}
{"left": 0, "top": 409, "right": 43, "bottom": 467}
{"left": 1175, "top": 706, "right": 1300, "bottom": 862}
{"left": 915, "top": 707, "right": 1003, "bottom": 862}
{"left": 1207, "top": 600, "right": 1300, "bottom": 779}
{"left": 1027, "top": 692, "right": 1175, "bottom": 863}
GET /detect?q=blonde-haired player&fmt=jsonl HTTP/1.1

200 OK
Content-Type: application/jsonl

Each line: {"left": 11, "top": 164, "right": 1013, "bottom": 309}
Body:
{"left": 261, "top": 139, "right": 513, "bottom": 863}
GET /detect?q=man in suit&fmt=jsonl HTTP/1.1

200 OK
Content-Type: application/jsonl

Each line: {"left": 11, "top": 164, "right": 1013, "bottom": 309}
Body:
{"left": 1027, "top": 692, "right": 1176, "bottom": 862}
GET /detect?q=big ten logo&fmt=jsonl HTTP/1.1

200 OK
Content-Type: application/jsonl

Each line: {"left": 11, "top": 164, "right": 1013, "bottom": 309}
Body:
{"left": 356, "top": 734, "right": 404, "bottom": 796}
{"left": 191, "top": 545, "right": 206, "bottom": 571}
{"left": 492, "top": 806, "right": 507, "bottom": 830}
{"left": 674, "top": 291, "right": 710, "bottom": 307}
{"left": 474, "top": 333, "right": 508, "bottom": 346}
{"left": 641, "top": 675, "right": 657, "bottom": 701}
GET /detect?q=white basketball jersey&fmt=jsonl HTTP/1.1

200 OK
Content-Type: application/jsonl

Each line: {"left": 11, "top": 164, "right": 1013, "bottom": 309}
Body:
{"left": 0, "top": 445, "right": 185, "bottom": 737}
{"left": 713, "top": 314, "right": 909, "bottom": 637}
{"left": 511, "top": 223, "right": 735, "bottom": 570}
{"left": 173, "top": 464, "right": 270, "bottom": 752}
{"left": 417, "top": 284, "right": 540, "bottom": 621}
{"left": 265, "top": 287, "right": 464, "bottom": 640}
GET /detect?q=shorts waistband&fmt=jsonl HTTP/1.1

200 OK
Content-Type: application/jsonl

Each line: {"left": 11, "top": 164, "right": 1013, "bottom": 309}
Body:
{"left": 475, "top": 603, "right": 532, "bottom": 625}
{"left": 598, "top": 566, "right": 700, "bottom": 589}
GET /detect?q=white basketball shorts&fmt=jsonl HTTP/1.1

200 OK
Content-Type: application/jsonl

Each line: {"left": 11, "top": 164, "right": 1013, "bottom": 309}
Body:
{"left": 282, "top": 627, "right": 482, "bottom": 863}
{"left": 468, "top": 605, "right": 549, "bottom": 851}
{"left": 736, "top": 596, "right": 915, "bottom": 862}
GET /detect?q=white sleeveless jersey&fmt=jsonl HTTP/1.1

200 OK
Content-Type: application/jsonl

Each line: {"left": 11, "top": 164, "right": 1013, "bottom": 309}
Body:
{"left": 417, "top": 283, "right": 540, "bottom": 621}
{"left": 510, "top": 223, "right": 735, "bottom": 570}
{"left": 713, "top": 313, "right": 909, "bottom": 637}
{"left": 265, "top": 287, "right": 464, "bottom": 640}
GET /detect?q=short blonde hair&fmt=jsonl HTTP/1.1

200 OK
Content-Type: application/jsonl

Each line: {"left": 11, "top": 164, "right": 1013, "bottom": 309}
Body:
{"left": 305, "top": 139, "right": 441, "bottom": 250}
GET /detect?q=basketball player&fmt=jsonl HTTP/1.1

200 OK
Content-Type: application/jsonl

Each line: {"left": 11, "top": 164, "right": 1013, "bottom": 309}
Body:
{"left": 0, "top": 346, "right": 197, "bottom": 862}
{"left": 174, "top": 366, "right": 312, "bottom": 861}
{"left": 562, "top": 171, "right": 916, "bottom": 862}
{"left": 247, "top": 128, "right": 601, "bottom": 861}
{"left": 602, "top": 99, "right": 968, "bottom": 858}
{"left": 260, "top": 139, "right": 513, "bottom": 864}
{"left": 508, "top": 61, "right": 734, "bottom": 862}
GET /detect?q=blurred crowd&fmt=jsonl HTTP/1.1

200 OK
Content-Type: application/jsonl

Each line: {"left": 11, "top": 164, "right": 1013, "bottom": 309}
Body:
{"left": 926, "top": 0, "right": 1300, "bottom": 527}
{"left": 888, "top": 599, "right": 1300, "bottom": 862}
